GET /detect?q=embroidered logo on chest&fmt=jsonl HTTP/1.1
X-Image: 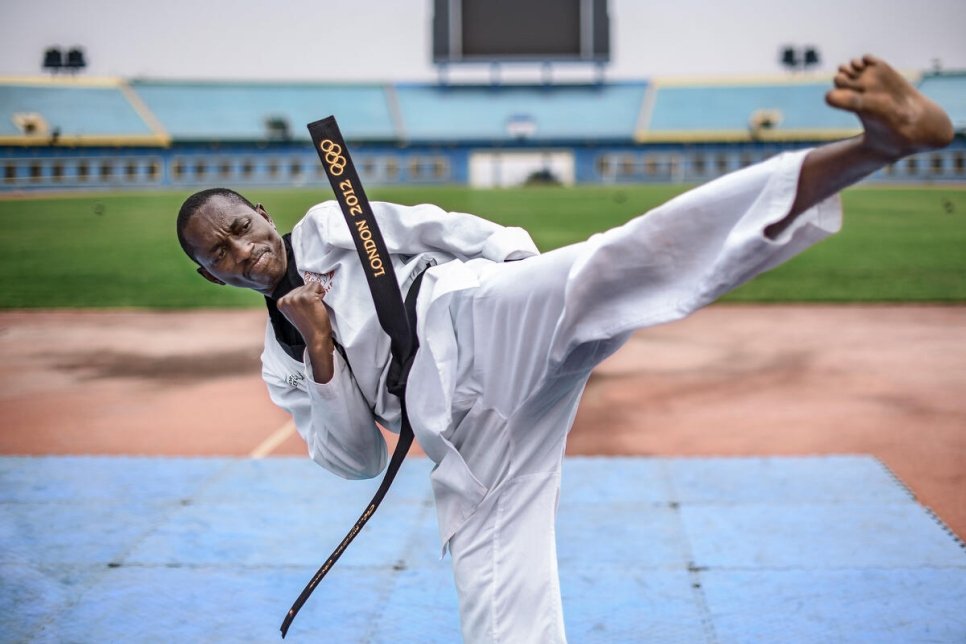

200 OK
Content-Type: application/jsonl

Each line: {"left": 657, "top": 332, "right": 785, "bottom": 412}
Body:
{"left": 300, "top": 270, "right": 336, "bottom": 296}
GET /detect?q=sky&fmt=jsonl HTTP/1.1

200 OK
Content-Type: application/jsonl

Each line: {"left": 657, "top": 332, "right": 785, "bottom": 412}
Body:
{"left": 1, "top": 0, "right": 965, "bottom": 82}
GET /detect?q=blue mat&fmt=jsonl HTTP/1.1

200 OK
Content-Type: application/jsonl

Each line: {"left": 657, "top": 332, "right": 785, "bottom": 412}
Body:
{"left": 1, "top": 455, "right": 964, "bottom": 643}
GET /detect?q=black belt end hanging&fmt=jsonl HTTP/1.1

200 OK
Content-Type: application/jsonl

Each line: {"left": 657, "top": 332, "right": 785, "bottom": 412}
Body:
{"left": 280, "top": 116, "right": 419, "bottom": 638}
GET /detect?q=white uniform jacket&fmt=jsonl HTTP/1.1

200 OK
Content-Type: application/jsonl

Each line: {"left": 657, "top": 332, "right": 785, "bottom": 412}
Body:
{"left": 260, "top": 200, "right": 539, "bottom": 480}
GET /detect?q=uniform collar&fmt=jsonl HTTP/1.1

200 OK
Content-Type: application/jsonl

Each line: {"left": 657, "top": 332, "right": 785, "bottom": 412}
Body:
{"left": 268, "top": 233, "right": 303, "bottom": 301}
{"left": 264, "top": 233, "right": 306, "bottom": 362}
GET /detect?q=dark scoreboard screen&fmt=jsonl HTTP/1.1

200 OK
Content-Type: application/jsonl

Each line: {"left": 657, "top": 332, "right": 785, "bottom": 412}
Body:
{"left": 433, "top": 0, "right": 610, "bottom": 63}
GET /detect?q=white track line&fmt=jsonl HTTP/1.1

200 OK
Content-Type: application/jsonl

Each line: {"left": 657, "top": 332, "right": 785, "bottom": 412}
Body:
{"left": 249, "top": 420, "right": 295, "bottom": 459}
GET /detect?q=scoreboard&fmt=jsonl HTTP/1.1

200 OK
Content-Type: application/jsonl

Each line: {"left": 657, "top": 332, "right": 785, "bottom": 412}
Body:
{"left": 433, "top": 0, "right": 610, "bottom": 63}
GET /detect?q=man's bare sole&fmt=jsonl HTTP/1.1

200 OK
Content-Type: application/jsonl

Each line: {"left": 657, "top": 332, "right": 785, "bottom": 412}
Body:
{"left": 827, "top": 54, "right": 954, "bottom": 159}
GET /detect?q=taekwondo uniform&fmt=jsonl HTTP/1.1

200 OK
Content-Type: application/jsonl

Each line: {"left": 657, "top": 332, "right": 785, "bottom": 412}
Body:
{"left": 260, "top": 149, "right": 842, "bottom": 643}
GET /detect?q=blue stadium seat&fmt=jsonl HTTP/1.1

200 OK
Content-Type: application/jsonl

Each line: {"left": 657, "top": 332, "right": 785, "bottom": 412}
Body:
{"left": 645, "top": 80, "right": 861, "bottom": 138}
{"left": 919, "top": 72, "right": 966, "bottom": 131}
{"left": 0, "top": 82, "right": 153, "bottom": 137}
{"left": 394, "top": 82, "right": 647, "bottom": 141}
{"left": 131, "top": 82, "right": 396, "bottom": 141}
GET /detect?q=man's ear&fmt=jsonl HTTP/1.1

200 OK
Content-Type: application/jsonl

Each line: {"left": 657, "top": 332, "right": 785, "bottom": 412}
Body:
{"left": 255, "top": 202, "right": 275, "bottom": 228}
{"left": 197, "top": 266, "right": 225, "bottom": 286}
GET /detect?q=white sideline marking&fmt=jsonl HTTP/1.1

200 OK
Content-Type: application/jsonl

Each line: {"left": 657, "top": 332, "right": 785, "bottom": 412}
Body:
{"left": 250, "top": 420, "right": 295, "bottom": 459}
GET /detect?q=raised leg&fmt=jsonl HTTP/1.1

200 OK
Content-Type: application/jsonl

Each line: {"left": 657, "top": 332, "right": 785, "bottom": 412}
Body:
{"left": 766, "top": 54, "right": 954, "bottom": 238}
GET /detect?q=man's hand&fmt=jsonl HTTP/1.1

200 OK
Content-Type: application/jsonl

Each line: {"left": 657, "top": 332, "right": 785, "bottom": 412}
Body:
{"left": 277, "top": 282, "right": 335, "bottom": 383}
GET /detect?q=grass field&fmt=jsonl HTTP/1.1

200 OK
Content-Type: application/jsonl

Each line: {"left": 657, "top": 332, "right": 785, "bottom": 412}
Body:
{"left": 1, "top": 183, "right": 964, "bottom": 308}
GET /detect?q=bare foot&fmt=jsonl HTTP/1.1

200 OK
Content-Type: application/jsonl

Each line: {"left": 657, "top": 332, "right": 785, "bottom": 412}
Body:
{"left": 826, "top": 54, "right": 954, "bottom": 160}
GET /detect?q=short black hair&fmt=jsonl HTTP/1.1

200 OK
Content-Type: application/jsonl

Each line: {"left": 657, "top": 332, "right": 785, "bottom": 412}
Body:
{"left": 176, "top": 187, "right": 257, "bottom": 263}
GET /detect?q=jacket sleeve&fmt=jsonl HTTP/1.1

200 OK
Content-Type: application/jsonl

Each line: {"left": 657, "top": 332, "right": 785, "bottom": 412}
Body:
{"left": 322, "top": 201, "right": 539, "bottom": 261}
{"left": 261, "top": 333, "right": 387, "bottom": 480}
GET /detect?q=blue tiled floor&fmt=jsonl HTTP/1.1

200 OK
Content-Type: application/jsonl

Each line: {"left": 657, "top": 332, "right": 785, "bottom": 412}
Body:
{"left": 1, "top": 455, "right": 964, "bottom": 643}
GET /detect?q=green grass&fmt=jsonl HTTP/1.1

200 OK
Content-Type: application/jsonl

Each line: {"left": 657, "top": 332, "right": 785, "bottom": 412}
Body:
{"left": 1, "top": 184, "right": 964, "bottom": 308}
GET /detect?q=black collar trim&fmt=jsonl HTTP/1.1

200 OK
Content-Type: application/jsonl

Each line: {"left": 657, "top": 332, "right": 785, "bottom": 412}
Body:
{"left": 264, "top": 233, "right": 306, "bottom": 362}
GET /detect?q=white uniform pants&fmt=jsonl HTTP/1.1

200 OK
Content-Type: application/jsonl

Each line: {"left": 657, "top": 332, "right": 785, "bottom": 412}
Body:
{"left": 441, "top": 150, "right": 841, "bottom": 643}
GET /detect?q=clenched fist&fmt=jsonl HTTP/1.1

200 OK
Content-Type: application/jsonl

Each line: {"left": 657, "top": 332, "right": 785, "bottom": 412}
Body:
{"left": 277, "top": 282, "right": 335, "bottom": 383}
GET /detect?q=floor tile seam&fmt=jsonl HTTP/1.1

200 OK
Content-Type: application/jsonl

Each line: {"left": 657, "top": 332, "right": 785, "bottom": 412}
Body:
{"left": 19, "top": 546, "right": 314, "bottom": 644}
{"left": 686, "top": 564, "right": 966, "bottom": 572}
{"left": 183, "top": 498, "right": 430, "bottom": 508}
{"left": 8, "top": 561, "right": 965, "bottom": 572}
{"left": 0, "top": 460, "right": 236, "bottom": 507}
{"left": 0, "top": 561, "right": 438, "bottom": 572}
{"left": 559, "top": 500, "right": 678, "bottom": 508}
{"left": 671, "top": 500, "right": 919, "bottom": 508}
{"left": 558, "top": 499, "right": 916, "bottom": 510}
{"left": 0, "top": 455, "right": 237, "bottom": 460}
{"left": 275, "top": 561, "right": 443, "bottom": 571}
{"left": 81, "top": 459, "right": 276, "bottom": 570}
{"left": 656, "top": 459, "right": 695, "bottom": 569}
{"left": 560, "top": 455, "right": 878, "bottom": 462}
{"left": 659, "top": 459, "right": 718, "bottom": 644}
{"left": 183, "top": 458, "right": 265, "bottom": 502}
{"left": 363, "top": 500, "right": 437, "bottom": 642}
{"left": 89, "top": 461, "right": 239, "bottom": 573}
{"left": 0, "top": 499, "right": 197, "bottom": 507}
{"left": 25, "top": 561, "right": 430, "bottom": 571}
{"left": 0, "top": 561, "right": 112, "bottom": 572}
{"left": 0, "top": 498, "right": 916, "bottom": 507}
{"left": 874, "top": 457, "right": 966, "bottom": 551}
{"left": 191, "top": 465, "right": 435, "bottom": 505}
{"left": 0, "top": 497, "right": 199, "bottom": 573}
{"left": 1, "top": 556, "right": 113, "bottom": 633}
{"left": 22, "top": 555, "right": 131, "bottom": 641}
{"left": 872, "top": 456, "right": 919, "bottom": 502}
{"left": 557, "top": 563, "right": 715, "bottom": 572}
{"left": 677, "top": 498, "right": 966, "bottom": 553}
{"left": 658, "top": 454, "right": 874, "bottom": 461}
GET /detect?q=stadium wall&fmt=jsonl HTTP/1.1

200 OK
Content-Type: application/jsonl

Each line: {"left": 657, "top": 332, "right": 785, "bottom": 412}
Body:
{"left": 2, "top": 139, "right": 964, "bottom": 193}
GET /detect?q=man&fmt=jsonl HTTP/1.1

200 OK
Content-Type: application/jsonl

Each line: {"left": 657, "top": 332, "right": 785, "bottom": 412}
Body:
{"left": 177, "top": 56, "right": 952, "bottom": 642}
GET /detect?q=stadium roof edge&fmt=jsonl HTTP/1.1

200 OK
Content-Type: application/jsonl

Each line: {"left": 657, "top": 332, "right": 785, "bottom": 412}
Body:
{"left": 0, "top": 76, "right": 124, "bottom": 88}
{"left": 127, "top": 78, "right": 390, "bottom": 88}
{"left": 648, "top": 70, "right": 923, "bottom": 87}
{"left": 0, "top": 134, "right": 170, "bottom": 146}
{"left": 124, "top": 79, "right": 650, "bottom": 91}
{"left": 634, "top": 128, "right": 863, "bottom": 144}
{"left": 391, "top": 80, "right": 648, "bottom": 89}
{"left": 922, "top": 69, "right": 966, "bottom": 79}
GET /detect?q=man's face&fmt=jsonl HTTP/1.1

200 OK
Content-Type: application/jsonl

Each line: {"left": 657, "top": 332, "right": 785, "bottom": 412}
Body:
{"left": 183, "top": 196, "right": 286, "bottom": 295}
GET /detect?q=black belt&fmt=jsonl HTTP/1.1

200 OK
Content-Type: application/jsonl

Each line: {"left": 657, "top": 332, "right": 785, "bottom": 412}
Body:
{"left": 280, "top": 117, "right": 420, "bottom": 638}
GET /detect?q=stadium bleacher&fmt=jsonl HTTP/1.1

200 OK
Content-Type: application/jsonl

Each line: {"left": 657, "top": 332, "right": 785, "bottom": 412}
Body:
{"left": 130, "top": 81, "right": 396, "bottom": 141}
{"left": 642, "top": 78, "right": 861, "bottom": 141}
{"left": 919, "top": 72, "right": 966, "bottom": 132}
{"left": 0, "top": 78, "right": 165, "bottom": 146}
{"left": 1, "top": 70, "right": 963, "bottom": 191}
{"left": 394, "top": 82, "right": 647, "bottom": 141}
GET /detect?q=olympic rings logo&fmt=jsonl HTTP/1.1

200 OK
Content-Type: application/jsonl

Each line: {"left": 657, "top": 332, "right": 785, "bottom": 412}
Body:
{"left": 319, "top": 139, "right": 347, "bottom": 176}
